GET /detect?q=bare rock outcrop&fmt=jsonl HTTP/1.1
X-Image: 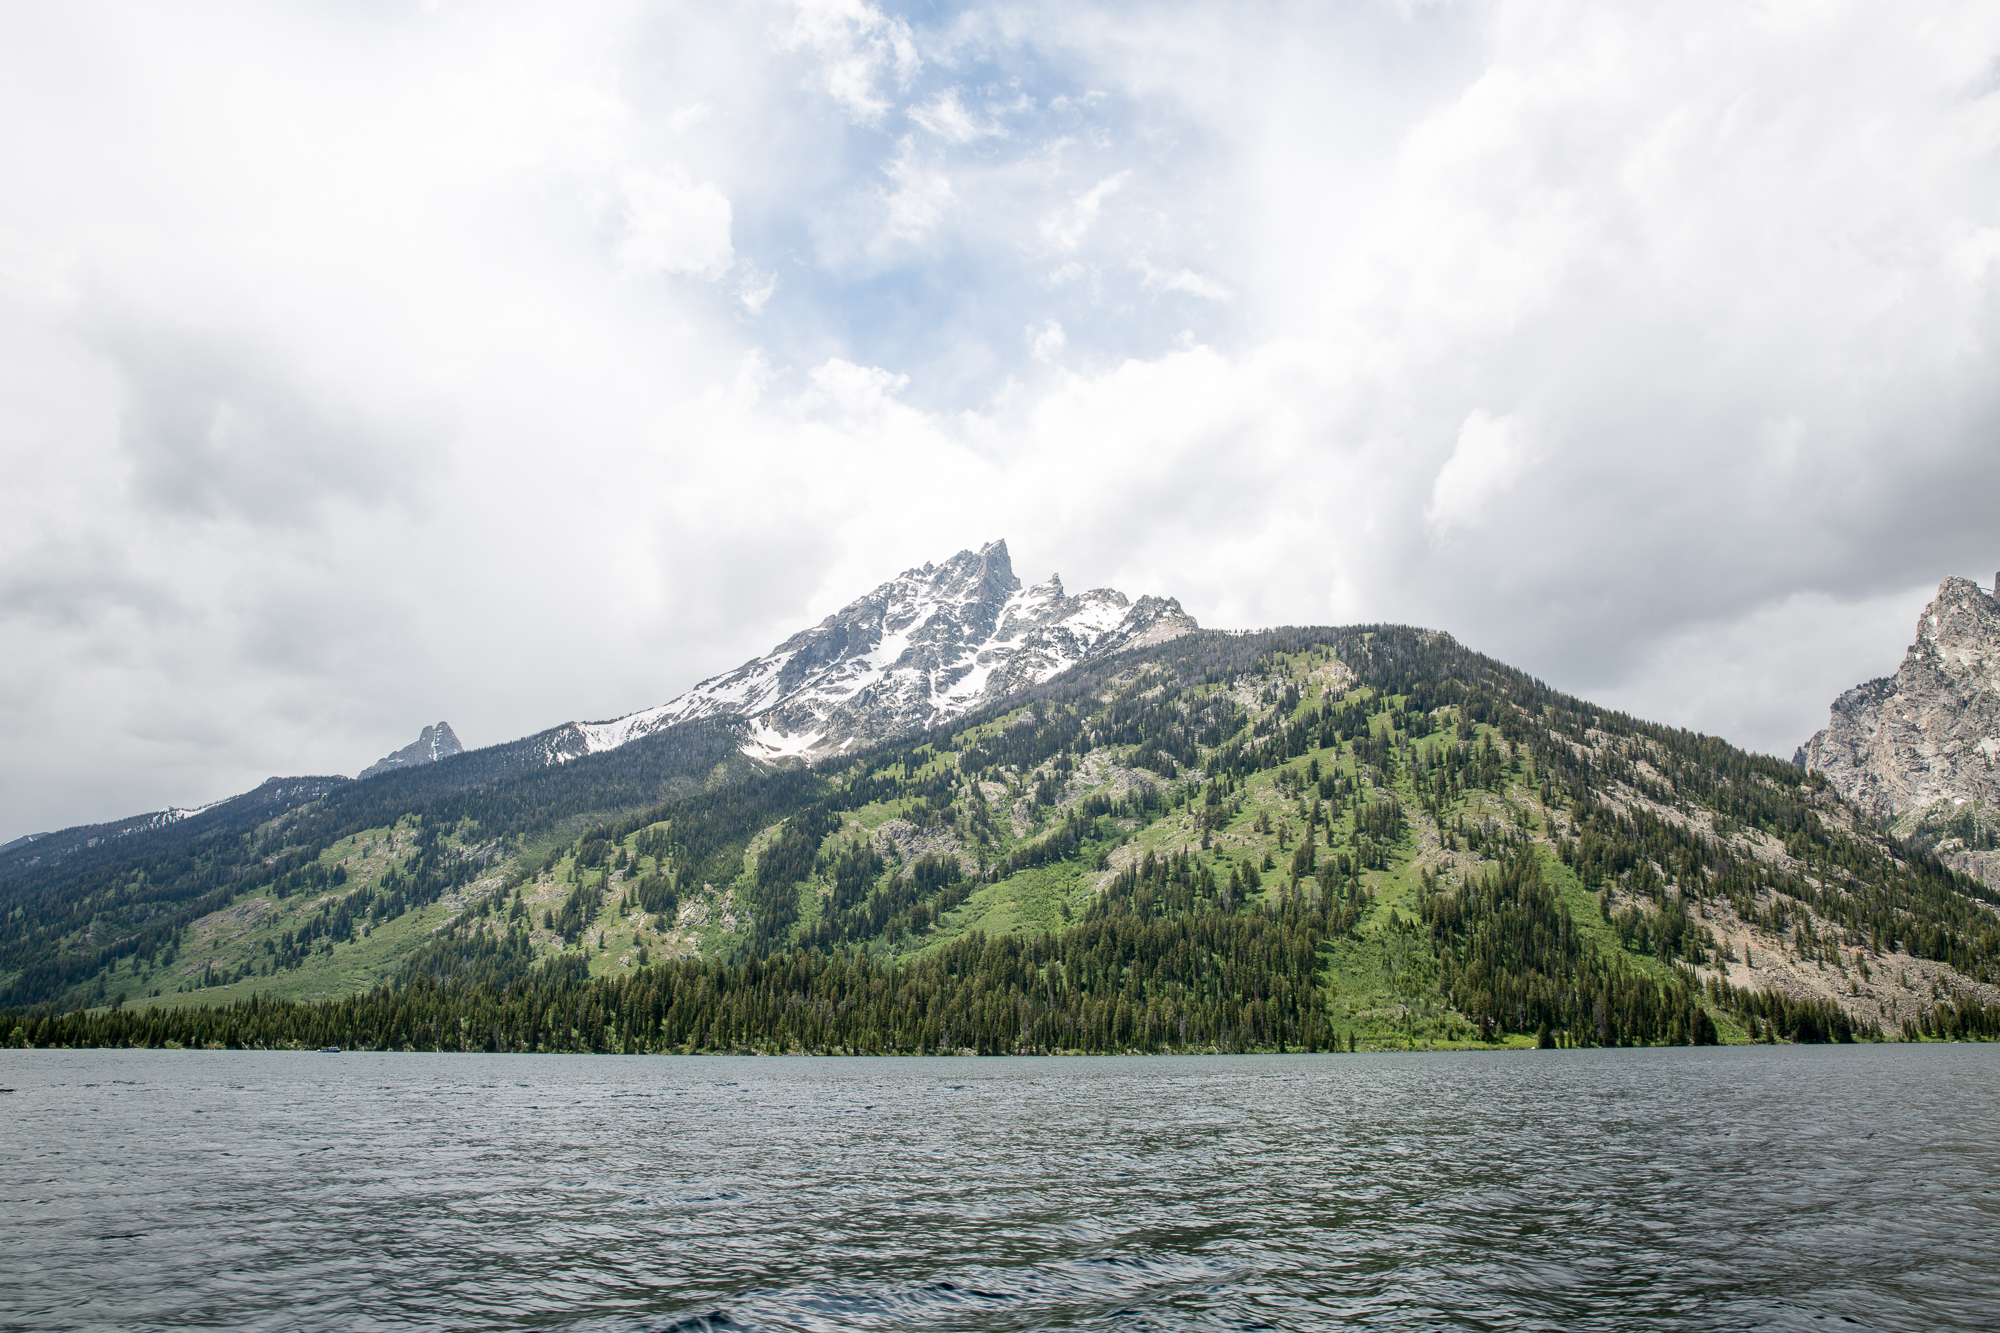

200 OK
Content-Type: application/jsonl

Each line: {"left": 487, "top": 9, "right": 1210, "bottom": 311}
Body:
{"left": 360, "top": 722, "right": 464, "bottom": 780}
{"left": 1797, "top": 574, "right": 2000, "bottom": 833}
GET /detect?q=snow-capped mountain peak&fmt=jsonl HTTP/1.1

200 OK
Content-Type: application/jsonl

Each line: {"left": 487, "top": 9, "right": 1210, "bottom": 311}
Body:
{"left": 563, "top": 540, "right": 1195, "bottom": 762}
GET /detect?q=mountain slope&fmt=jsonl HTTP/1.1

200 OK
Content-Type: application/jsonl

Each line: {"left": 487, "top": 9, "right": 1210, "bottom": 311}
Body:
{"left": 0, "top": 778, "right": 348, "bottom": 882}
{"left": 0, "top": 718, "right": 754, "bottom": 1009}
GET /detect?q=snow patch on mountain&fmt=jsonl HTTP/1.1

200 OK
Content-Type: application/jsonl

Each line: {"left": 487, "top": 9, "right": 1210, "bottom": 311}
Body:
{"left": 563, "top": 540, "right": 1195, "bottom": 762}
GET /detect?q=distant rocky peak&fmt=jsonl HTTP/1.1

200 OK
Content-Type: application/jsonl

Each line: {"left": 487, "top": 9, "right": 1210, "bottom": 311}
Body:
{"left": 360, "top": 721, "right": 465, "bottom": 780}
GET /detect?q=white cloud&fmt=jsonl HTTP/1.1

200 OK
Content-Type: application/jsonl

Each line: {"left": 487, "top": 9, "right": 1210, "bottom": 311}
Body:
{"left": 809, "top": 131, "right": 958, "bottom": 267}
{"left": 909, "top": 88, "right": 1003, "bottom": 144}
{"left": 615, "top": 167, "right": 734, "bottom": 278}
{"left": 667, "top": 102, "right": 712, "bottom": 136}
{"left": 732, "top": 349, "right": 774, "bottom": 406}
{"left": 1028, "top": 320, "right": 1066, "bottom": 362}
{"left": 737, "top": 265, "right": 779, "bottom": 314}
{"left": 801, "top": 357, "right": 911, "bottom": 418}
{"left": 880, "top": 136, "right": 954, "bottom": 241}
{"left": 780, "top": 0, "right": 919, "bottom": 126}
{"left": 1134, "top": 258, "right": 1231, "bottom": 301}
{"left": 1039, "top": 170, "right": 1129, "bottom": 252}
{"left": 1424, "top": 411, "right": 1532, "bottom": 538}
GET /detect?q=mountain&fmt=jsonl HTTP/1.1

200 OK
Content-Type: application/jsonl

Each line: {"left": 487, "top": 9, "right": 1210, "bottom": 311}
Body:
{"left": 1797, "top": 574, "right": 2000, "bottom": 884}
{"left": 7, "top": 547, "right": 2000, "bottom": 1051}
{"left": 9, "top": 616, "right": 2000, "bottom": 1052}
{"left": 0, "top": 541, "right": 1178, "bottom": 878}
{"left": 546, "top": 539, "right": 1196, "bottom": 762}
{"left": 360, "top": 722, "right": 465, "bottom": 779}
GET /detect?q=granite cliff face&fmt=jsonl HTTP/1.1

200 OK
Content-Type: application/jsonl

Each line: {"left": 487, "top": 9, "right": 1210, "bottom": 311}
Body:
{"left": 563, "top": 540, "right": 1197, "bottom": 761}
{"left": 360, "top": 721, "right": 465, "bottom": 780}
{"left": 1797, "top": 575, "right": 2000, "bottom": 881}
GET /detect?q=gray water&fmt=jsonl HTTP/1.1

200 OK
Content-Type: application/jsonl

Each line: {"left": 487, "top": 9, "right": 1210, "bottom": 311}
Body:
{"left": 1, "top": 1046, "right": 1996, "bottom": 1332}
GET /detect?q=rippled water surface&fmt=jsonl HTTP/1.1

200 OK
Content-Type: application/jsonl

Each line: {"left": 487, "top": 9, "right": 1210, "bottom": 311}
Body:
{"left": 3, "top": 1046, "right": 1998, "bottom": 1331}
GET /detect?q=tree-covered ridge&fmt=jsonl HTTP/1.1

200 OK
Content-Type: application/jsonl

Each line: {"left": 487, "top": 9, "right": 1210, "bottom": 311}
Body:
{"left": 0, "top": 718, "right": 754, "bottom": 1010}
{"left": 6, "top": 623, "right": 1999, "bottom": 1051}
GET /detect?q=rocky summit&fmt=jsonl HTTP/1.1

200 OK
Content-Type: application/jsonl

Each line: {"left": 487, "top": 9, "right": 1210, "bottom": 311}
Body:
{"left": 1798, "top": 574, "right": 2000, "bottom": 883}
{"left": 550, "top": 539, "right": 1196, "bottom": 762}
{"left": 360, "top": 721, "right": 465, "bottom": 780}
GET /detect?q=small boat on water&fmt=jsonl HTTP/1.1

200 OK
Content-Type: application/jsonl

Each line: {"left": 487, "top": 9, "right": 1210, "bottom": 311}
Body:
{"left": 318, "top": 1046, "right": 342, "bottom": 1054}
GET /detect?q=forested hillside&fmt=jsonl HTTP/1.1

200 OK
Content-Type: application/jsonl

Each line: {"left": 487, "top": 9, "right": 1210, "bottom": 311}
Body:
{"left": 8, "top": 626, "right": 2000, "bottom": 1052}
{"left": 0, "top": 719, "right": 754, "bottom": 1010}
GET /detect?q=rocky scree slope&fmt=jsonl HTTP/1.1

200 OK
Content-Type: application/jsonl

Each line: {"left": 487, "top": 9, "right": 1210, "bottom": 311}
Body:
{"left": 537, "top": 539, "right": 1196, "bottom": 763}
{"left": 1799, "top": 575, "right": 2000, "bottom": 884}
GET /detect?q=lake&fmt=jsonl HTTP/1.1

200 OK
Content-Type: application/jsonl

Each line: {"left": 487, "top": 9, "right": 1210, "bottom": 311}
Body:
{"left": 1, "top": 1045, "right": 1995, "bottom": 1331}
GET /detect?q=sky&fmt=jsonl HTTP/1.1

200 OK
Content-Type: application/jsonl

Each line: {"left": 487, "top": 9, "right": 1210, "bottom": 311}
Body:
{"left": 5, "top": 1, "right": 2000, "bottom": 840}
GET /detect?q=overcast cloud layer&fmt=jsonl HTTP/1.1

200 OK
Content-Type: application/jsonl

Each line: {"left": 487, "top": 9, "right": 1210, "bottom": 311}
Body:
{"left": 5, "top": 1, "right": 1999, "bottom": 839}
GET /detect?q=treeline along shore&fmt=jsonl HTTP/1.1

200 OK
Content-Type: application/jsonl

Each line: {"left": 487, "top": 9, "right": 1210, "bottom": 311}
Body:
{"left": 11, "top": 847, "right": 1996, "bottom": 1053}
